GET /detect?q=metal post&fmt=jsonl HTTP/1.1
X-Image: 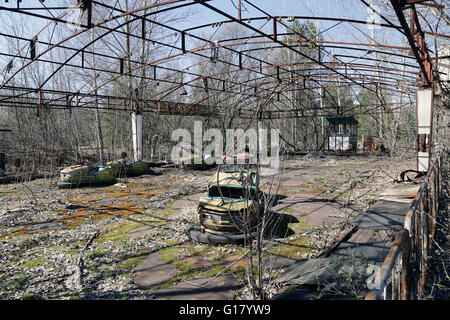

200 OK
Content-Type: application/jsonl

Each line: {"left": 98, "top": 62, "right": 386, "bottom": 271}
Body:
{"left": 400, "top": 235, "right": 411, "bottom": 300}
{"left": 237, "top": 0, "right": 241, "bottom": 21}
{"left": 273, "top": 17, "right": 277, "bottom": 41}
{"left": 85, "top": 0, "right": 93, "bottom": 28}
{"left": 181, "top": 31, "right": 186, "bottom": 53}
{"left": 30, "top": 38, "right": 36, "bottom": 60}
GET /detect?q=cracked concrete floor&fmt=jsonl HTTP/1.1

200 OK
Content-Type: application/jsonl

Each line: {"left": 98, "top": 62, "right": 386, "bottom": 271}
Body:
{"left": 0, "top": 155, "right": 415, "bottom": 299}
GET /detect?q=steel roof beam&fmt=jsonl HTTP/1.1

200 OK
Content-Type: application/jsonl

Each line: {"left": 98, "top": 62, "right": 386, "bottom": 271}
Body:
{"left": 390, "top": 0, "right": 433, "bottom": 87}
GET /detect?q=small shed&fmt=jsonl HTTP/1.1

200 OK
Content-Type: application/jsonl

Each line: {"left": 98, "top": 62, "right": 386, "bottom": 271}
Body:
{"left": 326, "top": 116, "right": 358, "bottom": 152}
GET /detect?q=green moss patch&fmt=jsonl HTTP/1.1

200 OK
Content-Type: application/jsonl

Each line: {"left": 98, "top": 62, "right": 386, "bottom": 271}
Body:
{"left": 95, "top": 215, "right": 165, "bottom": 244}
{"left": 120, "top": 257, "right": 143, "bottom": 271}
{"left": 268, "top": 219, "right": 312, "bottom": 259}
{"left": 15, "top": 258, "right": 52, "bottom": 269}
{"left": 85, "top": 249, "right": 107, "bottom": 259}
{"left": 269, "top": 237, "right": 311, "bottom": 259}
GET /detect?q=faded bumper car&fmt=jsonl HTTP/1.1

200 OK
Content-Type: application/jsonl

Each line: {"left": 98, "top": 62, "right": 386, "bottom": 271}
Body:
{"left": 57, "top": 165, "right": 116, "bottom": 188}
{"left": 180, "top": 154, "right": 217, "bottom": 170}
{"left": 107, "top": 159, "right": 151, "bottom": 177}
{"left": 187, "top": 170, "right": 262, "bottom": 244}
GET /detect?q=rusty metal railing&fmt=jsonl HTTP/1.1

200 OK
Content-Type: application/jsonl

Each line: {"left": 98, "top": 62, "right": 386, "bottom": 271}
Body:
{"left": 365, "top": 155, "right": 445, "bottom": 300}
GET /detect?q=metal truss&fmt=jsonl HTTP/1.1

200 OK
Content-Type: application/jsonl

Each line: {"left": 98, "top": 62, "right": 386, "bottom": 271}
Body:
{"left": 0, "top": 0, "right": 446, "bottom": 118}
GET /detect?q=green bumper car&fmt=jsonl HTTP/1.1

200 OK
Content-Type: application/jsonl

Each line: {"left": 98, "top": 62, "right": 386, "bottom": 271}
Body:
{"left": 57, "top": 165, "right": 117, "bottom": 188}
{"left": 106, "top": 159, "right": 127, "bottom": 177}
{"left": 107, "top": 160, "right": 151, "bottom": 177}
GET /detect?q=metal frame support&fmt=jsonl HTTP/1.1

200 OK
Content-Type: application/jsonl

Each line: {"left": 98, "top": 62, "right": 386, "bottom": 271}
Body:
{"left": 181, "top": 31, "right": 186, "bottom": 53}
{"left": 239, "top": 51, "right": 242, "bottom": 69}
{"left": 82, "top": 0, "right": 93, "bottom": 29}
{"left": 131, "top": 112, "right": 143, "bottom": 162}
{"left": 142, "top": 17, "right": 146, "bottom": 39}
{"left": 30, "top": 37, "right": 37, "bottom": 60}
{"left": 273, "top": 17, "right": 277, "bottom": 41}
{"left": 237, "top": 0, "right": 241, "bottom": 21}
{"left": 390, "top": 0, "right": 432, "bottom": 88}
{"left": 389, "top": 0, "right": 435, "bottom": 173}
{"left": 365, "top": 228, "right": 411, "bottom": 300}
{"left": 36, "top": 89, "right": 42, "bottom": 117}
{"left": 203, "top": 77, "right": 208, "bottom": 93}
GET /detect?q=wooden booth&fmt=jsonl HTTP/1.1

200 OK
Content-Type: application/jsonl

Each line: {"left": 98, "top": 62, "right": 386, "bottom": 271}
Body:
{"left": 326, "top": 116, "right": 358, "bottom": 152}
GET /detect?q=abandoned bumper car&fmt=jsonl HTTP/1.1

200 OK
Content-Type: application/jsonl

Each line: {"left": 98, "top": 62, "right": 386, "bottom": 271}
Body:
{"left": 106, "top": 159, "right": 152, "bottom": 177}
{"left": 179, "top": 149, "right": 256, "bottom": 171}
{"left": 57, "top": 159, "right": 154, "bottom": 188}
{"left": 179, "top": 154, "right": 217, "bottom": 170}
{"left": 56, "top": 165, "right": 117, "bottom": 188}
{"left": 187, "top": 170, "right": 263, "bottom": 244}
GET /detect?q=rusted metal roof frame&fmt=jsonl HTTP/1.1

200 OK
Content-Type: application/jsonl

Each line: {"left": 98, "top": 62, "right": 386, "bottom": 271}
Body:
{"left": 0, "top": 31, "right": 419, "bottom": 105}
{"left": 183, "top": 15, "right": 404, "bottom": 33}
{"left": 1, "top": 1, "right": 408, "bottom": 105}
{"left": 2, "top": 1, "right": 440, "bottom": 118}
{"left": 90, "top": 1, "right": 351, "bottom": 109}
{"left": 389, "top": 0, "right": 433, "bottom": 87}
{"left": 193, "top": 0, "right": 399, "bottom": 109}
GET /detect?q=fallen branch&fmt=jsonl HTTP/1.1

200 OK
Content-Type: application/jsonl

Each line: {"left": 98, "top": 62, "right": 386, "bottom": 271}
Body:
{"left": 65, "top": 230, "right": 99, "bottom": 291}
{"left": 21, "top": 183, "right": 38, "bottom": 205}
{"left": 80, "top": 230, "right": 100, "bottom": 254}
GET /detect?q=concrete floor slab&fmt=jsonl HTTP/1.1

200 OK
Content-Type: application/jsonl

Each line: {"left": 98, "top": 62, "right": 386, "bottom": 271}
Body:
{"left": 133, "top": 252, "right": 178, "bottom": 289}
{"left": 279, "top": 242, "right": 389, "bottom": 288}
{"left": 347, "top": 228, "right": 393, "bottom": 244}
{"left": 379, "top": 184, "right": 420, "bottom": 203}
{"left": 331, "top": 242, "right": 391, "bottom": 263}
{"left": 152, "top": 274, "right": 240, "bottom": 300}
{"left": 272, "top": 195, "right": 353, "bottom": 225}
{"left": 171, "top": 192, "right": 206, "bottom": 211}
{"left": 279, "top": 258, "right": 336, "bottom": 286}
{"left": 128, "top": 224, "right": 156, "bottom": 239}
{"left": 349, "top": 200, "right": 411, "bottom": 230}
{"left": 261, "top": 255, "right": 299, "bottom": 270}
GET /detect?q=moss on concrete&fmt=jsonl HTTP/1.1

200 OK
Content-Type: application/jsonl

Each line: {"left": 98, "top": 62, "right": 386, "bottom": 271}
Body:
{"left": 72, "top": 197, "right": 102, "bottom": 203}
{"left": 15, "top": 258, "right": 51, "bottom": 269}
{"left": 95, "top": 214, "right": 165, "bottom": 244}
{"left": 269, "top": 237, "right": 311, "bottom": 259}
{"left": 156, "top": 200, "right": 175, "bottom": 217}
{"left": 120, "top": 257, "right": 143, "bottom": 271}
{"left": 269, "top": 219, "right": 312, "bottom": 259}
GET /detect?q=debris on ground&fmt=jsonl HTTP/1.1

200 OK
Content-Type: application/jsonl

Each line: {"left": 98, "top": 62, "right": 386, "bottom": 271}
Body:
{"left": 0, "top": 156, "right": 416, "bottom": 299}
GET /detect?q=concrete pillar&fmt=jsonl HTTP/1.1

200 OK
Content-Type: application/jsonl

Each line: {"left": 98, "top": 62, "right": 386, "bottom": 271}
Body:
{"left": 416, "top": 88, "right": 433, "bottom": 172}
{"left": 132, "top": 112, "right": 143, "bottom": 162}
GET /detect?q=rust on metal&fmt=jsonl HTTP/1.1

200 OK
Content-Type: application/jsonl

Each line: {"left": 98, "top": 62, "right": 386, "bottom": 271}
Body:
{"left": 366, "top": 156, "right": 444, "bottom": 300}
